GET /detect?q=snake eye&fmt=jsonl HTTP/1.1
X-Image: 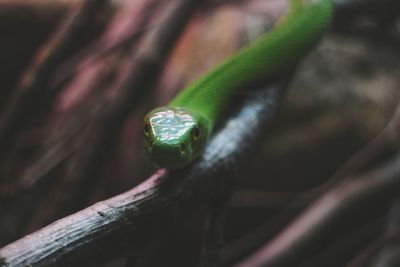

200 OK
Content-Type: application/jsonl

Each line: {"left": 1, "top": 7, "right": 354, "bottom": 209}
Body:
{"left": 191, "top": 126, "right": 200, "bottom": 141}
{"left": 144, "top": 122, "right": 150, "bottom": 136}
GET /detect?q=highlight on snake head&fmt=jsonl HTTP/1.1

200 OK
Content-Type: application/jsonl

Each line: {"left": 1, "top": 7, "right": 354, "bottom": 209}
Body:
{"left": 143, "top": 107, "right": 209, "bottom": 169}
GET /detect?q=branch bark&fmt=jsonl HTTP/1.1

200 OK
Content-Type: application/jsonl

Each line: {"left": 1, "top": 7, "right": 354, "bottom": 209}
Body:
{"left": 0, "top": 81, "right": 287, "bottom": 267}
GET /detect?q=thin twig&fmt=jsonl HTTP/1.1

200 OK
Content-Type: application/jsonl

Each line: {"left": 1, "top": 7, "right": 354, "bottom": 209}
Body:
{"left": 222, "top": 96, "right": 400, "bottom": 265}
{"left": 299, "top": 219, "right": 384, "bottom": 267}
{"left": 235, "top": 153, "right": 400, "bottom": 267}
{"left": 0, "top": 0, "right": 107, "bottom": 155}
{"left": 345, "top": 198, "right": 400, "bottom": 267}
{"left": 329, "top": 104, "right": 400, "bottom": 182}
{"left": 12, "top": 0, "right": 157, "bottom": 195}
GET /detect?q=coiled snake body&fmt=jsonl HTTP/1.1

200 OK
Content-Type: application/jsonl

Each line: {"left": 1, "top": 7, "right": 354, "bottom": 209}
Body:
{"left": 144, "top": 0, "right": 333, "bottom": 169}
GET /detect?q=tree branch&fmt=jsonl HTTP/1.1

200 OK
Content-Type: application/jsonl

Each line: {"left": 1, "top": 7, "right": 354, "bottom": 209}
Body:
{"left": 235, "top": 152, "right": 400, "bottom": 267}
{"left": 0, "top": 0, "right": 107, "bottom": 155}
{"left": 0, "top": 81, "right": 287, "bottom": 266}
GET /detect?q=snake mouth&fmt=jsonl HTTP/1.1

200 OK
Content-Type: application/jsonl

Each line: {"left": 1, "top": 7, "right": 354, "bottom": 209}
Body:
{"left": 147, "top": 141, "right": 192, "bottom": 169}
{"left": 149, "top": 153, "right": 190, "bottom": 169}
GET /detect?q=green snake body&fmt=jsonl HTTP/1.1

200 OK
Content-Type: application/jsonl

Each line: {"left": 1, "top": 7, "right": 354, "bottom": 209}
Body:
{"left": 144, "top": 0, "right": 333, "bottom": 169}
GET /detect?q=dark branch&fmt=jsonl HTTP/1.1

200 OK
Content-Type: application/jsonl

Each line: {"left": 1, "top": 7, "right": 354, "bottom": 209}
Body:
{"left": 53, "top": 0, "right": 201, "bottom": 216}
{"left": 222, "top": 94, "right": 400, "bottom": 265}
{"left": 235, "top": 152, "right": 400, "bottom": 267}
{"left": 13, "top": 0, "right": 157, "bottom": 194}
{"left": 2, "top": 0, "right": 400, "bottom": 266}
{"left": 0, "top": 81, "right": 287, "bottom": 267}
{"left": 0, "top": 0, "right": 107, "bottom": 155}
{"left": 345, "top": 198, "right": 400, "bottom": 267}
{"left": 300, "top": 219, "right": 384, "bottom": 267}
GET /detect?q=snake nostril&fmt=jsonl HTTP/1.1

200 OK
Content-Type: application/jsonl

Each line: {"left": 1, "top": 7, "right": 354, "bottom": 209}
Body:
{"left": 146, "top": 138, "right": 154, "bottom": 151}
{"left": 180, "top": 143, "right": 186, "bottom": 154}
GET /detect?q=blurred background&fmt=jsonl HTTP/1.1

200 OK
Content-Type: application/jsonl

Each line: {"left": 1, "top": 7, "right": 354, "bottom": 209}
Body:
{"left": 0, "top": 0, "right": 400, "bottom": 266}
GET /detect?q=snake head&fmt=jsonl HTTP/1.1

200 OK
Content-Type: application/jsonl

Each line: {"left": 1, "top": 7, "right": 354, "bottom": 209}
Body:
{"left": 143, "top": 107, "right": 209, "bottom": 169}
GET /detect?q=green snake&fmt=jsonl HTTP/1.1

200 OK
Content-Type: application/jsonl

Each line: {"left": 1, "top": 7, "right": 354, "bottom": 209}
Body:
{"left": 144, "top": 0, "right": 333, "bottom": 169}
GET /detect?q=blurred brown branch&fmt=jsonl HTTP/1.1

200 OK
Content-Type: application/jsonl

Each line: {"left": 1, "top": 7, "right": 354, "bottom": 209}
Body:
{"left": 222, "top": 78, "right": 400, "bottom": 265}
{"left": 0, "top": 0, "right": 108, "bottom": 155}
{"left": 1, "top": 0, "right": 400, "bottom": 266}
{"left": 235, "top": 151, "right": 400, "bottom": 266}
